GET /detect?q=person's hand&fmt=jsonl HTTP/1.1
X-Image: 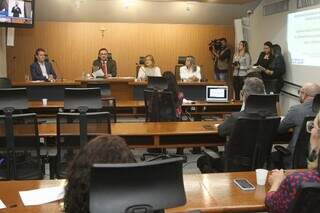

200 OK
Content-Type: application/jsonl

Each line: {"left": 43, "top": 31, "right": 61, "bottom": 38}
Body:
{"left": 268, "top": 169, "right": 286, "bottom": 192}
{"left": 264, "top": 70, "right": 274, "bottom": 75}
{"left": 191, "top": 76, "right": 199, "bottom": 82}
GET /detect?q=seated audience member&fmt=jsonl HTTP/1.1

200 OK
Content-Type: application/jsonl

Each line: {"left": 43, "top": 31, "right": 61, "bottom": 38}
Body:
{"left": 162, "top": 71, "right": 184, "bottom": 119}
{"left": 265, "top": 112, "right": 320, "bottom": 213}
{"left": 92, "top": 48, "right": 117, "bottom": 77}
{"left": 218, "top": 77, "right": 266, "bottom": 137}
{"left": 137, "top": 55, "right": 161, "bottom": 80}
{"left": 179, "top": 56, "right": 201, "bottom": 81}
{"left": 64, "top": 135, "right": 136, "bottom": 213}
{"left": 277, "top": 83, "right": 320, "bottom": 167}
{"left": 30, "top": 48, "right": 57, "bottom": 81}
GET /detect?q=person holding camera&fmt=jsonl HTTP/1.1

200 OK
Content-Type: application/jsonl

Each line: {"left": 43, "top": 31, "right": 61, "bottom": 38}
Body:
{"left": 232, "top": 41, "right": 251, "bottom": 100}
{"left": 210, "top": 38, "right": 231, "bottom": 81}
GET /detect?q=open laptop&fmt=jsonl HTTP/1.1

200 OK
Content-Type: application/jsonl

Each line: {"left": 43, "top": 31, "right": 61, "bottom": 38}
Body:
{"left": 206, "top": 86, "right": 228, "bottom": 102}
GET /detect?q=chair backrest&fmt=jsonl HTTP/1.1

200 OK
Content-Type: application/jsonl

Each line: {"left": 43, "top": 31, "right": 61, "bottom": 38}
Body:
{"left": 244, "top": 94, "right": 278, "bottom": 117}
{"left": 292, "top": 116, "right": 316, "bottom": 169}
{"left": 177, "top": 56, "right": 186, "bottom": 65}
{"left": 0, "top": 88, "right": 28, "bottom": 111}
{"left": 147, "top": 76, "right": 168, "bottom": 91}
{"left": 0, "top": 78, "right": 12, "bottom": 88}
{"left": 101, "top": 97, "right": 117, "bottom": 123}
{"left": 225, "top": 116, "right": 281, "bottom": 172}
{"left": 64, "top": 88, "right": 102, "bottom": 111}
{"left": 0, "top": 113, "right": 41, "bottom": 180}
{"left": 90, "top": 158, "right": 186, "bottom": 213}
{"left": 56, "top": 111, "right": 111, "bottom": 178}
{"left": 289, "top": 182, "right": 320, "bottom": 213}
{"left": 175, "top": 65, "right": 182, "bottom": 81}
{"left": 313, "top": 94, "right": 320, "bottom": 113}
{"left": 144, "top": 89, "right": 176, "bottom": 122}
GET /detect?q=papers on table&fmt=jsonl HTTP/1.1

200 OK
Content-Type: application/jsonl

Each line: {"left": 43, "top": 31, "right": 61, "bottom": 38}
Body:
{"left": 19, "top": 186, "right": 65, "bottom": 206}
{"left": 0, "top": 199, "right": 6, "bottom": 209}
{"left": 183, "top": 98, "right": 195, "bottom": 104}
{"left": 92, "top": 69, "right": 105, "bottom": 78}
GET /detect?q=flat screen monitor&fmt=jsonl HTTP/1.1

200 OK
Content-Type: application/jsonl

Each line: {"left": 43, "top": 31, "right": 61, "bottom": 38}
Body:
{"left": 147, "top": 76, "right": 168, "bottom": 91}
{"left": 0, "top": 0, "right": 35, "bottom": 28}
{"left": 206, "top": 86, "right": 228, "bottom": 102}
{"left": 90, "top": 158, "right": 186, "bottom": 213}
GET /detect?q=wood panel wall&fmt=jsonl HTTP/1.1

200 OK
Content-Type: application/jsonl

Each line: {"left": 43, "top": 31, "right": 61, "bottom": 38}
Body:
{"left": 6, "top": 22, "right": 234, "bottom": 81}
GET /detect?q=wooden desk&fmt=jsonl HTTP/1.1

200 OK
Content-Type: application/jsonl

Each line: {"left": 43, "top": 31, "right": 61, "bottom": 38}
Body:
{"left": 0, "top": 171, "right": 268, "bottom": 213}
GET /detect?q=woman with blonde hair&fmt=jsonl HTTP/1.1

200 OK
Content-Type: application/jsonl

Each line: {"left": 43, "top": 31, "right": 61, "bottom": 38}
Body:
{"left": 137, "top": 55, "right": 161, "bottom": 80}
{"left": 179, "top": 56, "right": 201, "bottom": 81}
{"left": 265, "top": 112, "right": 320, "bottom": 213}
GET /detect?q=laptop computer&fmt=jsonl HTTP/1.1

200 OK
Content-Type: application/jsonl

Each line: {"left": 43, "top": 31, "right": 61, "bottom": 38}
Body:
{"left": 206, "top": 86, "right": 228, "bottom": 102}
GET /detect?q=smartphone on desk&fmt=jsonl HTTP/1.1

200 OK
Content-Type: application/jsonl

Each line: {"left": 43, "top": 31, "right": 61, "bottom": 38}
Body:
{"left": 233, "top": 179, "right": 255, "bottom": 191}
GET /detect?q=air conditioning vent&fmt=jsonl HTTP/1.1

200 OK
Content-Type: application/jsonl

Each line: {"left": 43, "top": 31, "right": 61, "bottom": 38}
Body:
{"left": 263, "top": 0, "right": 289, "bottom": 16}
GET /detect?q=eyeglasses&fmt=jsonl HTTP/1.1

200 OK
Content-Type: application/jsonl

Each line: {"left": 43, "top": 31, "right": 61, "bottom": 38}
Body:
{"left": 306, "top": 121, "right": 314, "bottom": 133}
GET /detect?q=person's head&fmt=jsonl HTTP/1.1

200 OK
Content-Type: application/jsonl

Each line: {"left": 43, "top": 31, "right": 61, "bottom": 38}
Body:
{"left": 15, "top": 1, "right": 18, "bottom": 6}
{"left": 272, "top": 44, "right": 282, "bottom": 57}
{"left": 242, "top": 77, "right": 265, "bottom": 102}
{"left": 144, "top": 55, "right": 155, "bottom": 68}
{"left": 64, "top": 135, "right": 136, "bottom": 213}
{"left": 308, "top": 112, "right": 320, "bottom": 170}
{"left": 239, "top": 40, "right": 249, "bottom": 53}
{"left": 98, "top": 48, "right": 108, "bottom": 61}
{"left": 263, "top": 41, "right": 273, "bottom": 55}
{"left": 35, "top": 48, "right": 46, "bottom": 63}
{"left": 298, "top": 83, "right": 320, "bottom": 104}
{"left": 185, "top": 56, "right": 197, "bottom": 71}
{"left": 220, "top": 38, "right": 227, "bottom": 48}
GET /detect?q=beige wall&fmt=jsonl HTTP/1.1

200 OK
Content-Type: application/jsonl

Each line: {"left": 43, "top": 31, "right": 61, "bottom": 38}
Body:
{"left": 6, "top": 22, "right": 234, "bottom": 81}
{"left": 0, "top": 28, "right": 7, "bottom": 77}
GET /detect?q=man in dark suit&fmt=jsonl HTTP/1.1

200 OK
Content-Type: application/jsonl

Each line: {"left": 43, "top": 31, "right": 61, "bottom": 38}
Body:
{"left": 11, "top": 2, "right": 21, "bottom": 17}
{"left": 30, "top": 48, "right": 57, "bottom": 81}
{"left": 218, "top": 77, "right": 266, "bottom": 137}
{"left": 92, "top": 48, "right": 117, "bottom": 77}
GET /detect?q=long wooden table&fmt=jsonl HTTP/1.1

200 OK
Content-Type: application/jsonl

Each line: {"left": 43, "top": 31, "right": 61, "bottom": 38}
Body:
{"left": 0, "top": 171, "right": 269, "bottom": 213}
{"left": 27, "top": 100, "right": 242, "bottom": 118}
{"left": 12, "top": 78, "right": 227, "bottom": 101}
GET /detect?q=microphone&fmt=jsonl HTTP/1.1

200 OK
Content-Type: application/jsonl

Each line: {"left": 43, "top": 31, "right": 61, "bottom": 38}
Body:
{"left": 51, "top": 59, "right": 63, "bottom": 81}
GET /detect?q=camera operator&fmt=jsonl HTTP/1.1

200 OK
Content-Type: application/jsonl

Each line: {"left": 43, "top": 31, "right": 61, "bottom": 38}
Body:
{"left": 210, "top": 38, "right": 231, "bottom": 81}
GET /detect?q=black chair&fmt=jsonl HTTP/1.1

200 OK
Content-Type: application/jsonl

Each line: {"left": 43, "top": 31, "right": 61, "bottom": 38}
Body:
{"left": 0, "top": 88, "right": 28, "bottom": 111}
{"left": 175, "top": 56, "right": 187, "bottom": 80}
{"left": 136, "top": 56, "right": 146, "bottom": 78}
{"left": 147, "top": 76, "right": 168, "bottom": 91}
{"left": 0, "top": 113, "right": 43, "bottom": 180}
{"left": 224, "top": 116, "right": 281, "bottom": 171}
{"left": 313, "top": 94, "right": 320, "bottom": 113}
{"left": 90, "top": 158, "right": 186, "bottom": 213}
{"left": 244, "top": 94, "right": 278, "bottom": 116}
{"left": 55, "top": 111, "right": 111, "bottom": 179}
{"left": 102, "top": 97, "right": 117, "bottom": 123}
{"left": 0, "top": 78, "right": 12, "bottom": 88}
{"left": 64, "top": 88, "right": 102, "bottom": 111}
{"left": 274, "top": 116, "right": 315, "bottom": 169}
{"left": 289, "top": 182, "right": 320, "bottom": 213}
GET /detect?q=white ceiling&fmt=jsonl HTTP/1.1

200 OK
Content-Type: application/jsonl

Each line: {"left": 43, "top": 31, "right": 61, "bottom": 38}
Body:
{"left": 34, "top": 0, "right": 262, "bottom": 25}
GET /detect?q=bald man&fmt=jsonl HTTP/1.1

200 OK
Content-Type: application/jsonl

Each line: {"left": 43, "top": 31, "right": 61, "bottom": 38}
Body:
{"left": 278, "top": 82, "right": 320, "bottom": 167}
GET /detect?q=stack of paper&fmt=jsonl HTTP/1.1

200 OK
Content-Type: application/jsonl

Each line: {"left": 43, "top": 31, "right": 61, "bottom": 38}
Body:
{"left": 0, "top": 199, "right": 6, "bottom": 209}
{"left": 19, "top": 186, "right": 65, "bottom": 206}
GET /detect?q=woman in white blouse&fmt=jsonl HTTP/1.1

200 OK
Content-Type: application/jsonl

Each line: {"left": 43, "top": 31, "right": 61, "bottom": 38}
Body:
{"left": 179, "top": 56, "right": 201, "bottom": 82}
{"left": 137, "top": 55, "right": 161, "bottom": 80}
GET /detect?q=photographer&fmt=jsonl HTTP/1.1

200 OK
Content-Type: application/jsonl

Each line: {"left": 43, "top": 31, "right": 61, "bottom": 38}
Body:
{"left": 232, "top": 41, "right": 251, "bottom": 100}
{"left": 210, "top": 38, "right": 231, "bottom": 81}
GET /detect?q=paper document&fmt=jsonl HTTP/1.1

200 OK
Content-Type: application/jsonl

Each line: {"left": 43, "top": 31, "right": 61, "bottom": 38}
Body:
{"left": 0, "top": 199, "right": 6, "bottom": 209}
{"left": 19, "top": 186, "right": 65, "bottom": 206}
{"left": 183, "top": 98, "right": 195, "bottom": 104}
{"left": 92, "top": 69, "right": 105, "bottom": 78}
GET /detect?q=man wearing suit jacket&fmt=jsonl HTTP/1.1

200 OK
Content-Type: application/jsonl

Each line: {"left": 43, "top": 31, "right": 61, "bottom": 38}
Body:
{"left": 218, "top": 77, "right": 266, "bottom": 137}
{"left": 30, "top": 48, "right": 57, "bottom": 81}
{"left": 92, "top": 48, "right": 117, "bottom": 77}
{"left": 278, "top": 83, "right": 320, "bottom": 167}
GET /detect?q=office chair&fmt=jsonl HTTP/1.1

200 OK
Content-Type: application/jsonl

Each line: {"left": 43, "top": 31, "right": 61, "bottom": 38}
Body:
{"left": 136, "top": 56, "right": 146, "bottom": 78}
{"left": 274, "top": 116, "right": 315, "bottom": 169}
{"left": 174, "top": 56, "right": 187, "bottom": 81}
{"left": 64, "top": 88, "right": 102, "bottom": 111}
{"left": 313, "top": 93, "right": 320, "bottom": 113}
{"left": 55, "top": 111, "right": 111, "bottom": 179}
{"left": 102, "top": 97, "right": 117, "bottom": 122}
{"left": 224, "top": 116, "right": 281, "bottom": 171}
{"left": 0, "top": 78, "right": 12, "bottom": 88}
{"left": 0, "top": 88, "right": 28, "bottom": 111}
{"left": 147, "top": 76, "right": 168, "bottom": 91}
{"left": 90, "top": 158, "right": 186, "bottom": 213}
{"left": 244, "top": 94, "right": 279, "bottom": 116}
{"left": 289, "top": 182, "right": 320, "bottom": 213}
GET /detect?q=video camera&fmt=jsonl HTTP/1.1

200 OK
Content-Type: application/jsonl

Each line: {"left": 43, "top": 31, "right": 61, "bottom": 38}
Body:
{"left": 209, "top": 39, "right": 223, "bottom": 52}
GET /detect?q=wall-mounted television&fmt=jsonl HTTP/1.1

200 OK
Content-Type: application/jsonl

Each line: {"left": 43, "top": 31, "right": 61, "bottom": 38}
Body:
{"left": 0, "top": 0, "right": 34, "bottom": 28}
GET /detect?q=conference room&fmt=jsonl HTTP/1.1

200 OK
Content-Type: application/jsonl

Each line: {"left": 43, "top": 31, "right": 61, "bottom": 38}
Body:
{"left": 0, "top": 0, "right": 320, "bottom": 212}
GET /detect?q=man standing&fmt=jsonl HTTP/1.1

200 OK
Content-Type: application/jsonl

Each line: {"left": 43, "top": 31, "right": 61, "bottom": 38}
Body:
{"left": 210, "top": 38, "right": 231, "bottom": 81}
{"left": 92, "top": 48, "right": 117, "bottom": 77}
{"left": 11, "top": 1, "right": 21, "bottom": 17}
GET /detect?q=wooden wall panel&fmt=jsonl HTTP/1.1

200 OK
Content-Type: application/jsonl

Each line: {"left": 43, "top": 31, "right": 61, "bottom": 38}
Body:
{"left": 6, "top": 22, "right": 234, "bottom": 81}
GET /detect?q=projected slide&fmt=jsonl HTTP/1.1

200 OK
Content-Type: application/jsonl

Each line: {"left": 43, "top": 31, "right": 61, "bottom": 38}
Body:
{"left": 288, "top": 7, "right": 320, "bottom": 67}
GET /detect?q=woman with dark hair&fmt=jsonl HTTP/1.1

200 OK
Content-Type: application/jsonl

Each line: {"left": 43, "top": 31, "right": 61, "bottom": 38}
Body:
{"left": 265, "top": 112, "right": 320, "bottom": 213}
{"left": 162, "top": 71, "right": 184, "bottom": 119}
{"left": 64, "top": 135, "right": 136, "bottom": 213}
{"left": 254, "top": 41, "right": 274, "bottom": 71}
{"left": 232, "top": 40, "right": 251, "bottom": 100}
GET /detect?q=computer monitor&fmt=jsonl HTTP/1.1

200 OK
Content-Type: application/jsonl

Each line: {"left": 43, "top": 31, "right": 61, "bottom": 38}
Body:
{"left": 147, "top": 76, "right": 168, "bottom": 91}
{"left": 64, "top": 88, "right": 102, "bottom": 110}
{"left": 206, "top": 86, "right": 228, "bottom": 102}
{"left": 0, "top": 88, "right": 28, "bottom": 110}
{"left": 89, "top": 158, "right": 186, "bottom": 213}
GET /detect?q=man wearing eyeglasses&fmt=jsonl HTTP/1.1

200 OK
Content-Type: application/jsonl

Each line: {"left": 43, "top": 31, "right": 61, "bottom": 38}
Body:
{"left": 278, "top": 82, "right": 320, "bottom": 168}
{"left": 92, "top": 48, "right": 117, "bottom": 78}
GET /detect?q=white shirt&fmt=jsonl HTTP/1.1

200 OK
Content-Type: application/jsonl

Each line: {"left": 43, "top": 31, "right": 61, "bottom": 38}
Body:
{"left": 179, "top": 65, "right": 201, "bottom": 81}
{"left": 137, "top": 66, "right": 161, "bottom": 80}
{"left": 38, "top": 62, "right": 48, "bottom": 79}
